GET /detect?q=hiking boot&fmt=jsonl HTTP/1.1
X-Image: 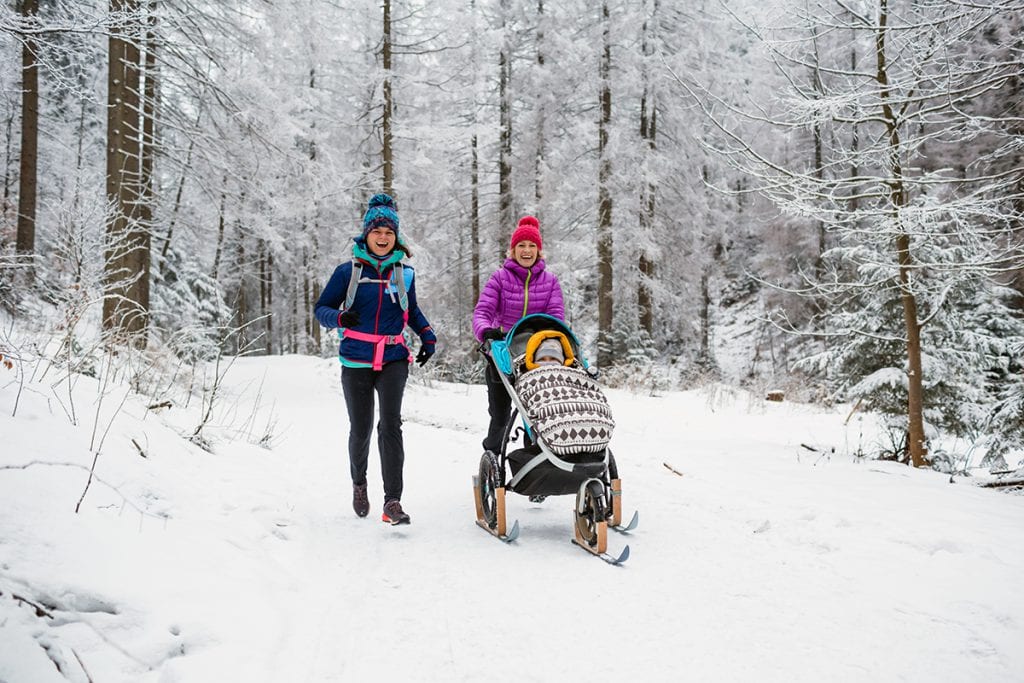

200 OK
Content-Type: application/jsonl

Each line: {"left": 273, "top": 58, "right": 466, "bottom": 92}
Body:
{"left": 381, "top": 499, "right": 411, "bottom": 525}
{"left": 352, "top": 483, "right": 370, "bottom": 518}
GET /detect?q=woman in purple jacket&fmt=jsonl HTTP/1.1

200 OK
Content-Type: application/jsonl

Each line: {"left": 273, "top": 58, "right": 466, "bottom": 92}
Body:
{"left": 473, "top": 215, "right": 565, "bottom": 454}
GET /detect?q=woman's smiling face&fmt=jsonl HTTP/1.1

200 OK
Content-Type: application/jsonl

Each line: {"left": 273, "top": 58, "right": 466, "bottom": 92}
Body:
{"left": 512, "top": 240, "right": 539, "bottom": 267}
{"left": 366, "top": 227, "right": 396, "bottom": 256}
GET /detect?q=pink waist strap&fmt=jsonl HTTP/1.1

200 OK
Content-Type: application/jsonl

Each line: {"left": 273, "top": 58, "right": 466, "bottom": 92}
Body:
{"left": 343, "top": 329, "right": 411, "bottom": 371}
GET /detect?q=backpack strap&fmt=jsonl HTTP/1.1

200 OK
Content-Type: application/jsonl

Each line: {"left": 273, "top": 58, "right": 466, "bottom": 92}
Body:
{"left": 344, "top": 260, "right": 363, "bottom": 311}
{"left": 345, "top": 259, "right": 410, "bottom": 313}
{"left": 393, "top": 262, "right": 409, "bottom": 312}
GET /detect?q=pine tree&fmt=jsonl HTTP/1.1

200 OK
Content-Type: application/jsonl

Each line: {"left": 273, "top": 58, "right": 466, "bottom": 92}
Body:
{"left": 688, "top": 0, "right": 1024, "bottom": 465}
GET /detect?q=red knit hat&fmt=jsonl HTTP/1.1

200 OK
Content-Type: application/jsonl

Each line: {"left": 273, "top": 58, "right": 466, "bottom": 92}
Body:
{"left": 510, "top": 215, "right": 542, "bottom": 251}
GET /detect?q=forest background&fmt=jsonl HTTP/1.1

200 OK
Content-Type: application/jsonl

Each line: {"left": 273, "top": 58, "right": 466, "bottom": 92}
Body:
{"left": 1, "top": 0, "right": 1022, "bottom": 473}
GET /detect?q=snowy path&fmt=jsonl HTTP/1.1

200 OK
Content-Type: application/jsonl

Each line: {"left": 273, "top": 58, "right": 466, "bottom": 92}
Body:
{"left": 2, "top": 355, "right": 1024, "bottom": 682}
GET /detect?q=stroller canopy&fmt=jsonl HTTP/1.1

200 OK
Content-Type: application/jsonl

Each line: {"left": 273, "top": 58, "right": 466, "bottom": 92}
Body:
{"left": 493, "top": 314, "right": 588, "bottom": 375}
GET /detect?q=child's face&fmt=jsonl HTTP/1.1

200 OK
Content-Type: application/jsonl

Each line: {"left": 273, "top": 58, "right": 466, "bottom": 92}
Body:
{"left": 536, "top": 355, "right": 562, "bottom": 366}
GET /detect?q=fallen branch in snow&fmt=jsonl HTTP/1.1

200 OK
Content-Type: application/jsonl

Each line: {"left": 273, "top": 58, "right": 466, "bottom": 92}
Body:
{"left": 663, "top": 462, "right": 684, "bottom": 477}
{"left": 71, "top": 649, "right": 95, "bottom": 683}
{"left": 75, "top": 450, "right": 102, "bottom": 513}
{"left": 799, "top": 443, "right": 835, "bottom": 465}
{"left": 979, "top": 477, "right": 1024, "bottom": 489}
{"left": 974, "top": 467, "right": 1024, "bottom": 490}
{"left": 7, "top": 591, "right": 54, "bottom": 619}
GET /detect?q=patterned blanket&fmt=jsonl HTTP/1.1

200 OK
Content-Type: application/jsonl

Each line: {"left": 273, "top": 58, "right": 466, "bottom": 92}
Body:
{"left": 514, "top": 365, "right": 615, "bottom": 455}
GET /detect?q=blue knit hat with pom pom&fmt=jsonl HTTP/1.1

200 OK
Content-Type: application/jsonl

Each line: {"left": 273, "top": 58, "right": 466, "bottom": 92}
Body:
{"left": 362, "top": 193, "right": 399, "bottom": 238}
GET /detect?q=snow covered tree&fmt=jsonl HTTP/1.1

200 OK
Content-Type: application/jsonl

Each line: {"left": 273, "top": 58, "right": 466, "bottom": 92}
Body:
{"left": 688, "top": 0, "right": 1024, "bottom": 466}
{"left": 988, "top": 338, "right": 1024, "bottom": 467}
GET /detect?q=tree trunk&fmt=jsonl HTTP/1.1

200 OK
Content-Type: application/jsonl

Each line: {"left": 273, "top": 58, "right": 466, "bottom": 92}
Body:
{"left": 471, "top": 133, "right": 481, "bottom": 305}
{"left": 810, "top": 27, "right": 826, "bottom": 279}
{"left": 159, "top": 103, "right": 202, "bottom": 269}
{"left": 234, "top": 237, "right": 247, "bottom": 354}
{"left": 596, "top": 0, "right": 614, "bottom": 368}
{"left": 103, "top": 0, "right": 149, "bottom": 346}
{"left": 534, "top": 0, "right": 545, "bottom": 206}
{"left": 304, "top": 255, "right": 312, "bottom": 351}
{"left": 267, "top": 249, "right": 275, "bottom": 355}
{"left": 122, "top": 1, "right": 148, "bottom": 340}
{"left": 290, "top": 275, "right": 298, "bottom": 354}
{"left": 848, "top": 34, "right": 859, "bottom": 213}
{"left": 637, "top": 0, "right": 658, "bottom": 337}
{"left": 876, "top": 0, "right": 926, "bottom": 467}
{"left": 699, "top": 270, "right": 711, "bottom": 364}
{"left": 135, "top": 0, "right": 156, "bottom": 319}
{"left": 813, "top": 121, "right": 825, "bottom": 277}
{"left": 498, "top": 0, "right": 513, "bottom": 256}
{"left": 311, "top": 277, "right": 322, "bottom": 350}
{"left": 308, "top": 65, "right": 321, "bottom": 351}
{"left": 104, "top": 0, "right": 131, "bottom": 337}
{"left": 2, "top": 111, "right": 14, "bottom": 227}
{"left": 68, "top": 97, "right": 88, "bottom": 284}
{"left": 211, "top": 182, "right": 227, "bottom": 279}
{"left": 16, "top": 0, "right": 39, "bottom": 278}
{"left": 382, "top": 0, "right": 393, "bottom": 195}
{"left": 259, "top": 241, "right": 274, "bottom": 355}
{"left": 102, "top": 18, "right": 126, "bottom": 332}
{"left": 308, "top": 229, "right": 321, "bottom": 350}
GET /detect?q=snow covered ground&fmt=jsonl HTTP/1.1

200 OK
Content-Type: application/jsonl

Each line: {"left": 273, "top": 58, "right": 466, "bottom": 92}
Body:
{"left": 2, "top": 353, "right": 1023, "bottom": 682}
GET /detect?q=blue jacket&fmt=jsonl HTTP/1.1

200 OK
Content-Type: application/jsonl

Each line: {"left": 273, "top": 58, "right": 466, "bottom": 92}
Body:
{"left": 315, "top": 243, "right": 435, "bottom": 368}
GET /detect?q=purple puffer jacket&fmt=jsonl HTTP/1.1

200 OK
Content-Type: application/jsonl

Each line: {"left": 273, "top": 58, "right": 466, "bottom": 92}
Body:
{"left": 473, "top": 258, "right": 565, "bottom": 341}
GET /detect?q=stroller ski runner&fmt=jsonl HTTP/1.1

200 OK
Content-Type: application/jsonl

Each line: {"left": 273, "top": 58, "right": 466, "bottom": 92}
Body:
{"left": 471, "top": 314, "right": 638, "bottom": 564}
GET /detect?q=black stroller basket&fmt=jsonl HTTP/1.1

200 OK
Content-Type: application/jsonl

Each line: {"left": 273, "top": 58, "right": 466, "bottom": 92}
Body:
{"left": 507, "top": 443, "right": 610, "bottom": 497}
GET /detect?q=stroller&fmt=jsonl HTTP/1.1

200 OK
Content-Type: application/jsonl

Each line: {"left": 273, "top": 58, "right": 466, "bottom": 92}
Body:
{"left": 471, "top": 314, "right": 637, "bottom": 564}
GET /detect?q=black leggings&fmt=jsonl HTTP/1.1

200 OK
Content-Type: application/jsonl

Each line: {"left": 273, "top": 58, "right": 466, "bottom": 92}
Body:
{"left": 342, "top": 360, "right": 409, "bottom": 502}
{"left": 483, "top": 359, "right": 511, "bottom": 453}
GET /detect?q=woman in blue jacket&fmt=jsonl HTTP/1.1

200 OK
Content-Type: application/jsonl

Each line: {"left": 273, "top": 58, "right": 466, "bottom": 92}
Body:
{"left": 315, "top": 194, "right": 435, "bottom": 525}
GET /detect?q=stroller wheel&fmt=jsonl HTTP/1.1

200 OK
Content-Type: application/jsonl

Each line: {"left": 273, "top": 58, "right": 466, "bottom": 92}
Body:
{"left": 604, "top": 449, "right": 619, "bottom": 519}
{"left": 606, "top": 449, "right": 619, "bottom": 480}
{"left": 574, "top": 478, "right": 607, "bottom": 547}
{"left": 479, "top": 451, "right": 502, "bottom": 529}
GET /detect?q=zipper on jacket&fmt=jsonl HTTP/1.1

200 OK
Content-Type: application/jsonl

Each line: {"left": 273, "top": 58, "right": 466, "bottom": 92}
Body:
{"left": 521, "top": 269, "right": 532, "bottom": 318}
{"left": 374, "top": 265, "right": 385, "bottom": 332}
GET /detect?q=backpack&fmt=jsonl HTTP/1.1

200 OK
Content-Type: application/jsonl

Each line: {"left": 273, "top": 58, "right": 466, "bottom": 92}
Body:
{"left": 344, "top": 260, "right": 409, "bottom": 312}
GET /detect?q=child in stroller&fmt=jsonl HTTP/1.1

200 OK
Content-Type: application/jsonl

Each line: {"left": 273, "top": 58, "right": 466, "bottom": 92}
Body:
{"left": 532, "top": 337, "right": 565, "bottom": 367}
{"left": 472, "top": 314, "right": 637, "bottom": 562}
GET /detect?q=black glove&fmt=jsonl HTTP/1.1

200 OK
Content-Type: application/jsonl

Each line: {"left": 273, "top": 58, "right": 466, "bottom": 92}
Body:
{"left": 481, "top": 328, "right": 504, "bottom": 341}
{"left": 416, "top": 345, "right": 434, "bottom": 366}
{"left": 338, "top": 310, "right": 360, "bottom": 328}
